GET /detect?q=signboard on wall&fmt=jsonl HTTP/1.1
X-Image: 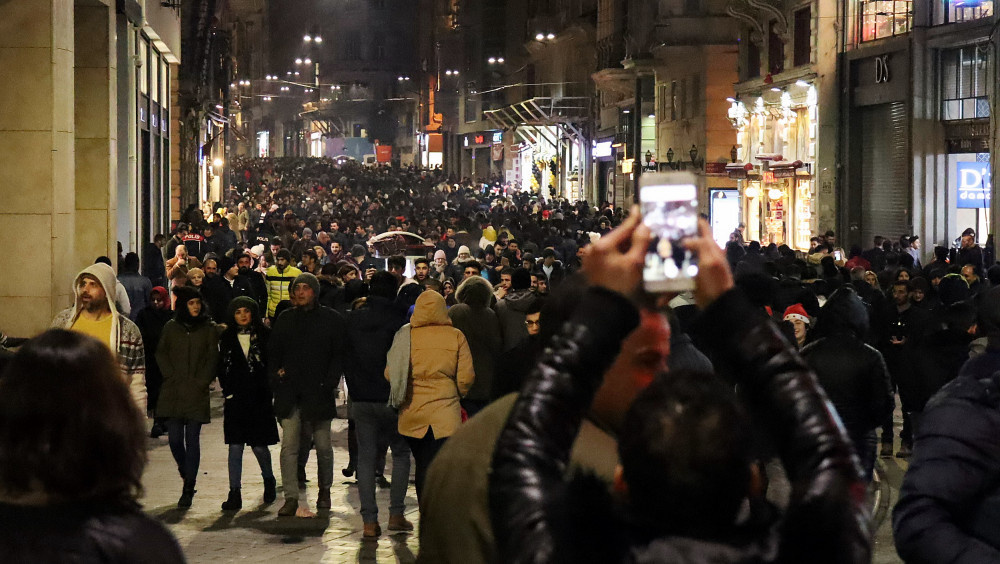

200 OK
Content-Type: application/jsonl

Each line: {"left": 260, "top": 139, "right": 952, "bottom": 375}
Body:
{"left": 956, "top": 161, "right": 991, "bottom": 209}
{"left": 375, "top": 145, "right": 393, "bottom": 163}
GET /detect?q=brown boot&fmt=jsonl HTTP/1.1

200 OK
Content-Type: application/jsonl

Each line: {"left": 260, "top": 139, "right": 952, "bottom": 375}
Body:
{"left": 363, "top": 522, "right": 382, "bottom": 538}
{"left": 387, "top": 514, "right": 414, "bottom": 531}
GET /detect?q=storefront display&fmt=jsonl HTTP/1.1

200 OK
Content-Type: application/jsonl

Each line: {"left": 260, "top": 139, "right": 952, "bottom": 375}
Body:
{"left": 728, "top": 82, "right": 818, "bottom": 250}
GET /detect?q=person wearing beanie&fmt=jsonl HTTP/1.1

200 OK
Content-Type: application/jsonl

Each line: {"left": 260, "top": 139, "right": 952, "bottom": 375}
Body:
{"left": 269, "top": 271, "right": 348, "bottom": 517}
{"left": 495, "top": 267, "right": 538, "bottom": 351}
{"left": 217, "top": 296, "right": 279, "bottom": 512}
{"left": 782, "top": 303, "right": 811, "bottom": 349}
{"left": 264, "top": 248, "right": 302, "bottom": 319}
{"left": 156, "top": 285, "right": 223, "bottom": 508}
{"left": 433, "top": 250, "right": 448, "bottom": 281}
{"left": 202, "top": 255, "right": 239, "bottom": 324}
{"left": 447, "top": 245, "right": 474, "bottom": 282}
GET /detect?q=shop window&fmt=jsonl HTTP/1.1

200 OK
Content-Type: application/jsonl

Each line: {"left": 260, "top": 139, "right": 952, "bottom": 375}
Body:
{"left": 768, "top": 21, "right": 784, "bottom": 75}
{"left": 941, "top": 45, "right": 989, "bottom": 120}
{"left": 793, "top": 8, "right": 811, "bottom": 67}
{"left": 859, "top": 0, "right": 912, "bottom": 42}
{"left": 935, "top": 0, "right": 992, "bottom": 23}
{"left": 747, "top": 37, "right": 761, "bottom": 79}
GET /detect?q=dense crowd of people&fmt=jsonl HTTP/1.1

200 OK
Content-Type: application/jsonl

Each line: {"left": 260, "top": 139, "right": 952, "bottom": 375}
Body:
{"left": 4, "top": 157, "right": 1000, "bottom": 562}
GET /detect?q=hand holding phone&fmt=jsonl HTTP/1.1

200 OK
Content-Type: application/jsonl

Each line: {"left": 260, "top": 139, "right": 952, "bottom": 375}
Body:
{"left": 640, "top": 173, "right": 700, "bottom": 293}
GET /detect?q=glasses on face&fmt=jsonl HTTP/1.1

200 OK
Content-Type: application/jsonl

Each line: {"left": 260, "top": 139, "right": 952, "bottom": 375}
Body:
{"left": 525, "top": 320, "right": 540, "bottom": 326}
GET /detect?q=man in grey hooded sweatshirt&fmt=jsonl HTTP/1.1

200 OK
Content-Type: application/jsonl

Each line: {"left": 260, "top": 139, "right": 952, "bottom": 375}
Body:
{"left": 52, "top": 263, "right": 147, "bottom": 412}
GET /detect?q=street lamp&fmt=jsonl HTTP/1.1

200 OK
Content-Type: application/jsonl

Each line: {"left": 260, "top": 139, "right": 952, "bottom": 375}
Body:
{"left": 314, "top": 35, "right": 323, "bottom": 43}
{"left": 295, "top": 58, "right": 303, "bottom": 65}
{"left": 304, "top": 57, "right": 312, "bottom": 65}
{"left": 535, "top": 32, "right": 545, "bottom": 41}
{"left": 304, "top": 34, "right": 312, "bottom": 42}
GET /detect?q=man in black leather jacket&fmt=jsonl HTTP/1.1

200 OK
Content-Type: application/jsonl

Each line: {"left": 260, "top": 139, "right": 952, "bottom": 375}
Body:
{"left": 489, "top": 213, "right": 871, "bottom": 564}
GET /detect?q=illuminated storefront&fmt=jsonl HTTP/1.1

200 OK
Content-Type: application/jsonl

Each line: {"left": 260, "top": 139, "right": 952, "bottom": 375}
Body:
{"left": 727, "top": 81, "right": 818, "bottom": 250}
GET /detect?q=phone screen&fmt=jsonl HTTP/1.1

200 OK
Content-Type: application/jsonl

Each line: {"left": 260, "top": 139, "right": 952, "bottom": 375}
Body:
{"left": 641, "top": 173, "right": 699, "bottom": 292}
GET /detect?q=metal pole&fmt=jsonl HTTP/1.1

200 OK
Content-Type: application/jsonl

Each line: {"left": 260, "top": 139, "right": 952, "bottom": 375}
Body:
{"left": 633, "top": 76, "right": 643, "bottom": 203}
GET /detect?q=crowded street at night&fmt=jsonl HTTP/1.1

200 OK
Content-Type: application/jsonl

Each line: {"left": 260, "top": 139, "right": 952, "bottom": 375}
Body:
{"left": 3, "top": 0, "right": 1000, "bottom": 562}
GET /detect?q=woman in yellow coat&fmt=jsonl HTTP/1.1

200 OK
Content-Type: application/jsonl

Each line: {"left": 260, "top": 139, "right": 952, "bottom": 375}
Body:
{"left": 386, "top": 290, "right": 474, "bottom": 501}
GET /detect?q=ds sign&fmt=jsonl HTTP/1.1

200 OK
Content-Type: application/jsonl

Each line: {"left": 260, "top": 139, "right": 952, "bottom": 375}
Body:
{"left": 957, "top": 162, "right": 992, "bottom": 209}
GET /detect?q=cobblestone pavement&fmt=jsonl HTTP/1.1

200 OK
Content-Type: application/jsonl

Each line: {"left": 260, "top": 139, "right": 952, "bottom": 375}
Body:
{"left": 142, "top": 393, "right": 907, "bottom": 563}
{"left": 142, "top": 393, "right": 419, "bottom": 563}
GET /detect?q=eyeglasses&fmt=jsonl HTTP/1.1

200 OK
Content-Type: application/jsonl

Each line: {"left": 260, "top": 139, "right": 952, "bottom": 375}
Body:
{"left": 525, "top": 320, "right": 540, "bottom": 326}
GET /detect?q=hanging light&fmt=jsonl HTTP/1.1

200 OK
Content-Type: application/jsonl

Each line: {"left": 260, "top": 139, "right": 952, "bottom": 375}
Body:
{"left": 745, "top": 185, "right": 760, "bottom": 199}
{"left": 768, "top": 187, "right": 783, "bottom": 200}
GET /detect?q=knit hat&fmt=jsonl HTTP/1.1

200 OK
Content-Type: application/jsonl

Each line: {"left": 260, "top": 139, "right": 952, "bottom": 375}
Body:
{"left": 783, "top": 304, "right": 810, "bottom": 325}
{"left": 250, "top": 244, "right": 265, "bottom": 257}
{"left": 217, "top": 255, "right": 235, "bottom": 275}
{"left": 302, "top": 227, "right": 313, "bottom": 238}
{"left": 434, "top": 250, "right": 446, "bottom": 261}
{"left": 457, "top": 245, "right": 471, "bottom": 257}
{"left": 227, "top": 295, "right": 259, "bottom": 322}
{"left": 292, "top": 272, "right": 320, "bottom": 296}
{"left": 351, "top": 244, "right": 367, "bottom": 258}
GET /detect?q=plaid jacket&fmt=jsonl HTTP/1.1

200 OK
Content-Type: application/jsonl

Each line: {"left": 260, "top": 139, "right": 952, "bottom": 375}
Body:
{"left": 53, "top": 308, "right": 147, "bottom": 413}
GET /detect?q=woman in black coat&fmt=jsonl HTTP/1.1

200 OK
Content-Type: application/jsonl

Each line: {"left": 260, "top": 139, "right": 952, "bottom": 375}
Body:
{"left": 217, "top": 296, "right": 279, "bottom": 511}
{"left": 135, "top": 286, "right": 172, "bottom": 437}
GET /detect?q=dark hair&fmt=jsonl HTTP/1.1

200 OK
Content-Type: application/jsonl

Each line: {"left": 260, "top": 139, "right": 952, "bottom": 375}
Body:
{"left": 526, "top": 297, "right": 545, "bottom": 316}
{"left": 320, "top": 263, "right": 338, "bottom": 276}
{"left": 95, "top": 256, "right": 112, "bottom": 266}
{"left": 369, "top": 271, "right": 399, "bottom": 300}
{"left": 122, "top": 252, "right": 140, "bottom": 272}
{"left": 276, "top": 249, "right": 293, "bottom": 261}
{"left": 336, "top": 264, "right": 357, "bottom": 279}
{"left": 387, "top": 255, "right": 407, "bottom": 271}
{"left": 619, "top": 371, "right": 750, "bottom": 536}
{"left": 0, "top": 330, "right": 145, "bottom": 505}
{"left": 302, "top": 248, "right": 319, "bottom": 261}
{"left": 414, "top": 257, "right": 430, "bottom": 268}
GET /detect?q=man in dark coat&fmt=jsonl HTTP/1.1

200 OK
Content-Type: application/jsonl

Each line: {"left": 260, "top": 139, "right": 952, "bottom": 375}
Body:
{"left": 234, "top": 253, "right": 268, "bottom": 314}
{"left": 893, "top": 291, "right": 1000, "bottom": 562}
{"left": 449, "top": 275, "right": 503, "bottom": 417}
{"left": 343, "top": 271, "right": 412, "bottom": 537}
{"left": 494, "top": 267, "right": 537, "bottom": 351}
{"left": 268, "top": 272, "right": 348, "bottom": 517}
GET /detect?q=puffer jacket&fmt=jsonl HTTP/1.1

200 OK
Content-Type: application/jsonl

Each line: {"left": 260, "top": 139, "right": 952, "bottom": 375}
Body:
{"left": 489, "top": 288, "right": 870, "bottom": 564}
{"left": 264, "top": 264, "right": 302, "bottom": 317}
{"left": 388, "top": 290, "right": 475, "bottom": 440}
{"left": 892, "top": 349, "right": 1000, "bottom": 563}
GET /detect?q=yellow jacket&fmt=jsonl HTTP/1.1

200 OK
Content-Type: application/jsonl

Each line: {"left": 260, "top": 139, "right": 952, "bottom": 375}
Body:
{"left": 264, "top": 264, "right": 302, "bottom": 316}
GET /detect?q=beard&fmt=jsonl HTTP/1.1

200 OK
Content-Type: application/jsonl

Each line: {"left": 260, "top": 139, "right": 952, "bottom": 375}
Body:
{"left": 81, "top": 296, "right": 110, "bottom": 314}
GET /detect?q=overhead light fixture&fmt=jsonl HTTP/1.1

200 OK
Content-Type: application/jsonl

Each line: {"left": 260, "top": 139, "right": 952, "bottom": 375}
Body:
{"left": 295, "top": 58, "right": 303, "bottom": 65}
{"left": 795, "top": 79, "right": 809, "bottom": 87}
{"left": 648, "top": 113, "right": 655, "bottom": 118}
{"left": 314, "top": 36, "right": 323, "bottom": 43}
{"left": 546, "top": 33, "right": 556, "bottom": 40}
{"left": 622, "top": 109, "right": 630, "bottom": 114}
{"left": 488, "top": 57, "right": 496, "bottom": 64}
{"left": 304, "top": 34, "right": 312, "bottom": 42}
{"left": 535, "top": 32, "right": 545, "bottom": 41}
{"left": 497, "top": 57, "right": 505, "bottom": 64}
{"left": 213, "top": 158, "right": 223, "bottom": 168}
{"left": 770, "top": 87, "right": 781, "bottom": 92}
{"left": 304, "top": 58, "right": 312, "bottom": 64}
{"left": 726, "top": 97, "right": 736, "bottom": 102}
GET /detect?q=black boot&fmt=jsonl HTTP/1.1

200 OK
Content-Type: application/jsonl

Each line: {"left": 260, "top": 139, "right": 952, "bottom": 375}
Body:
{"left": 343, "top": 419, "right": 357, "bottom": 477}
{"left": 178, "top": 480, "right": 196, "bottom": 508}
{"left": 263, "top": 476, "right": 277, "bottom": 504}
{"left": 221, "top": 489, "right": 242, "bottom": 511}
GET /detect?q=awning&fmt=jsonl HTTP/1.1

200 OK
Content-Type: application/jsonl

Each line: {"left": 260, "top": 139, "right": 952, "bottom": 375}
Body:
{"left": 484, "top": 97, "right": 590, "bottom": 146}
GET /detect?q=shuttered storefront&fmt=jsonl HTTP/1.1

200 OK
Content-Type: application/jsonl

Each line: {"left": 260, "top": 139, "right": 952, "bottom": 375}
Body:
{"left": 859, "top": 102, "right": 910, "bottom": 245}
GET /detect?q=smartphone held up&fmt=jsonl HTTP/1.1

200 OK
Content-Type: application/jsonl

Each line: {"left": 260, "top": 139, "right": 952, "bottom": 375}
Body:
{"left": 640, "top": 172, "right": 699, "bottom": 293}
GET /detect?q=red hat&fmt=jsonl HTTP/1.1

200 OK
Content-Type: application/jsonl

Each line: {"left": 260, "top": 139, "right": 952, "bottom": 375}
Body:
{"left": 783, "top": 304, "right": 810, "bottom": 325}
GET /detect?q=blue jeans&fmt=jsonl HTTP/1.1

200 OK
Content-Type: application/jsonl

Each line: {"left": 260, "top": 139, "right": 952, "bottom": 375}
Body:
{"left": 166, "top": 419, "right": 203, "bottom": 483}
{"left": 279, "top": 408, "right": 332, "bottom": 500}
{"left": 353, "top": 402, "right": 411, "bottom": 523}
{"left": 228, "top": 444, "right": 275, "bottom": 490}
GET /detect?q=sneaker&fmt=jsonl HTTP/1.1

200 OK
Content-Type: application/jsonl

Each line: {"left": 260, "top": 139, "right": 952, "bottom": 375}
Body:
{"left": 316, "top": 488, "right": 331, "bottom": 509}
{"left": 375, "top": 475, "right": 391, "bottom": 489}
{"left": 896, "top": 444, "right": 913, "bottom": 459}
{"left": 221, "top": 489, "right": 242, "bottom": 512}
{"left": 263, "top": 477, "right": 277, "bottom": 504}
{"left": 363, "top": 522, "right": 382, "bottom": 538}
{"left": 388, "top": 514, "right": 414, "bottom": 532}
{"left": 278, "top": 498, "right": 298, "bottom": 517}
{"left": 879, "top": 443, "right": 893, "bottom": 458}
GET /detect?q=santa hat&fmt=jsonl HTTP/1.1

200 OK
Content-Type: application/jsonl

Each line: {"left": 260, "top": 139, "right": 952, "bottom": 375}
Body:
{"left": 783, "top": 304, "right": 810, "bottom": 325}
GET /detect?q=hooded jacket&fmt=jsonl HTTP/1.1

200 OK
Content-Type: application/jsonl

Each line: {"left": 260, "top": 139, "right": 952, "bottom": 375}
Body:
{"left": 344, "top": 295, "right": 407, "bottom": 403}
{"left": 800, "top": 287, "right": 893, "bottom": 438}
{"left": 155, "top": 287, "right": 222, "bottom": 423}
{"left": 449, "top": 276, "right": 502, "bottom": 402}
{"left": 386, "top": 290, "right": 475, "bottom": 439}
{"left": 495, "top": 288, "right": 538, "bottom": 351}
{"left": 52, "top": 263, "right": 147, "bottom": 412}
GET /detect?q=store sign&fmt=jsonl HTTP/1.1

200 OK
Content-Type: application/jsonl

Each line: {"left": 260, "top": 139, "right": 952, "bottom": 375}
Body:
{"left": 705, "top": 162, "right": 727, "bottom": 175}
{"left": 492, "top": 131, "right": 503, "bottom": 143}
{"left": 874, "top": 55, "right": 890, "bottom": 84}
{"left": 593, "top": 141, "right": 613, "bottom": 158}
{"left": 762, "top": 171, "right": 776, "bottom": 183}
{"left": 773, "top": 168, "right": 797, "bottom": 179}
{"left": 375, "top": 144, "right": 393, "bottom": 163}
{"left": 474, "top": 135, "right": 485, "bottom": 144}
{"left": 956, "top": 162, "right": 991, "bottom": 209}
